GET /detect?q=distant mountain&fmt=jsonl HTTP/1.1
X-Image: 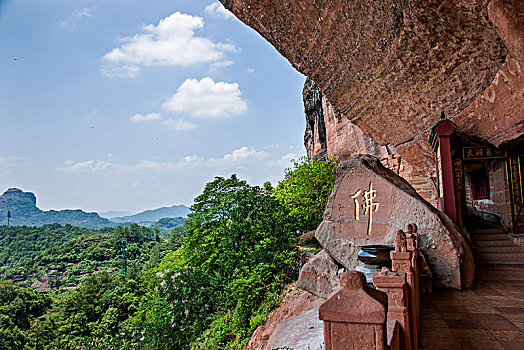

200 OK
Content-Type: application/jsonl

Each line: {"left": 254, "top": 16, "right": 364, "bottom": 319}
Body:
{"left": 150, "top": 217, "right": 185, "bottom": 231}
{"left": 0, "top": 188, "right": 42, "bottom": 218}
{"left": 0, "top": 188, "right": 113, "bottom": 229}
{"left": 98, "top": 210, "right": 132, "bottom": 219}
{"left": 111, "top": 205, "right": 190, "bottom": 223}
{"left": 0, "top": 187, "right": 189, "bottom": 230}
{"left": 8, "top": 209, "right": 114, "bottom": 229}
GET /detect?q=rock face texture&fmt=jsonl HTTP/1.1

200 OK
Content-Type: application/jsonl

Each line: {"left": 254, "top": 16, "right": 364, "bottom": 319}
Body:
{"left": 244, "top": 286, "right": 324, "bottom": 350}
{"left": 452, "top": 0, "right": 524, "bottom": 147}
{"left": 297, "top": 250, "right": 342, "bottom": 299}
{"left": 303, "top": 79, "right": 439, "bottom": 204}
{"left": 0, "top": 188, "right": 42, "bottom": 218}
{"left": 221, "top": 0, "right": 523, "bottom": 202}
{"left": 265, "top": 306, "right": 324, "bottom": 350}
{"left": 303, "top": 78, "right": 385, "bottom": 162}
{"left": 316, "top": 155, "right": 474, "bottom": 289}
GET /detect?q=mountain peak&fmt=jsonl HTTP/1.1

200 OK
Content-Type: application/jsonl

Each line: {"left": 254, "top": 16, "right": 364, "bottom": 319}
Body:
{"left": 0, "top": 187, "right": 41, "bottom": 218}
{"left": 111, "top": 204, "right": 190, "bottom": 223}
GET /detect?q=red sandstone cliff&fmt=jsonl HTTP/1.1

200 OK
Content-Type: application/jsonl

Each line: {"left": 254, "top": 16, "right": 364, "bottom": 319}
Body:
{"left": 221, "top": 0, "right": 523, "bottom": 203}
{"left": 303, "top": 78, "right": 439, "bottom": 204}
{"left": 221, "top": 2, "right": 523, "bottom": 346}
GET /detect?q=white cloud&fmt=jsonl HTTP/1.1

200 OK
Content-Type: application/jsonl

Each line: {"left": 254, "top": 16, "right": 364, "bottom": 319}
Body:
{"left": 59, "top": 160, "right": 111, "bottom": 172}
{"left": 0, "top": 156, "right": 25, "bottom": 166}
{"left": 100, "top": 64, "right": 140, "bottom": 78}
{"left": 102, "top": 12, "right": 236, "bottom": 77}
{"left": 222, "top": 146, "right": 268, "bottom": 162}
{"left": 163, "top": 118, "right": 197, "bottom": 130}
{"left": 130, "top": 113, "right": 162, "bottom": 122}
{"left": 247, "top": 68, "right": 255, "bottom": 73}
{"left": 73, "top": 7, "right": 92, "bottom": 20}
{"left": 204, "top": 3, "right": 235, "bottom": 20}
{"left": 58, "top": 146, "right": 268, "bottom": 174}
{"left": 60, "top": 5, "right": 94, "bottom": 28}
{"left": 207, "top": 146, "right": 268, "bottom": 170}
{"left": 162, "top": 77, "right": 247, "bottom": 119}
{"left": 265, "top": 152, "right": 300, "bottom": 168}
{"left": 54, "top": 145, "right": 304, "bottom": 201}
{"left": 128, "top": 112, "right": 197, "bottom": 131}
{"left": 210, "top": 60, "right": 234, "bottom": 71}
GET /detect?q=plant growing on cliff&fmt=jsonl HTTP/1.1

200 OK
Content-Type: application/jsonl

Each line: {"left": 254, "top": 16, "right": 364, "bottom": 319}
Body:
{"left": 273, "top": 156, "right": 337, "bottom": 232}
{"left": 137, "top": 175, "right": 297, "bottom": 349}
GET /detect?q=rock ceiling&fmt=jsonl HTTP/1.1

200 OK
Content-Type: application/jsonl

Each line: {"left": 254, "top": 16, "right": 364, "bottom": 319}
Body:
{"left": 221, "top": 0, "right": 523, "bottom": 170}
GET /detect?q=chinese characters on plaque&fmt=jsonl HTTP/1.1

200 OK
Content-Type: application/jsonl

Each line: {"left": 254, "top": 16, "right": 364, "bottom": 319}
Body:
{"left": 509, "top": 156, "right": 523, "bottom": 204}
{"left": 463, "top": 146, "right": 505, "bottom": 160}
{"left": 452, "top": 159, "right": 463, "bottom": 194}
{"left": 350, "top": 182, "right": 379, "bottom": 236}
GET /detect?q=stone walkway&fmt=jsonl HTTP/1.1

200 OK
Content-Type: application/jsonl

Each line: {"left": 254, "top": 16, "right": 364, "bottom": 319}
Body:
{"left": 420, "top": 266, "right": 524, "bottom": 349}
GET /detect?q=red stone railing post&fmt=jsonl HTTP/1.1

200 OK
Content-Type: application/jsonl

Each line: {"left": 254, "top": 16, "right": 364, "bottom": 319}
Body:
{"left": 373, "top": 268, "right": 412, "bottom": 350}
{"left": 319, "top": 270, "right": 388, "bottom": 350}
{"left": 390, "top": 229, "right": 418, "bottom": 350}
{"left": 406, "top": 224, "right": 420, "bottom": 330}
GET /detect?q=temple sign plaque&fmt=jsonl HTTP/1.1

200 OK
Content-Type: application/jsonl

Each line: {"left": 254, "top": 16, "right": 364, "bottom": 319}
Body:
{"left": 463, "top": 146, "right": 506, "bottom": 160}
{"left": 509, "top": 156, "right": 523, "bottom": 204}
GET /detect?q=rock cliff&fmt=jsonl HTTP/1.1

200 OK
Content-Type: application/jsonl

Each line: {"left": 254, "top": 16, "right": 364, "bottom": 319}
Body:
{"left": 221, "top": 0, "right": 523, "bottom": 203}
{"left": 224, "top": 1, "right": 524, "bottom": 347}
{"left": 303, "top": 79, "right": 439, "bottom": 204}
{"left": 0, "top": 188, "right": 112, "bottom": 229}
{"left": 0, "top": 188, "right": 42, "bottom": 218}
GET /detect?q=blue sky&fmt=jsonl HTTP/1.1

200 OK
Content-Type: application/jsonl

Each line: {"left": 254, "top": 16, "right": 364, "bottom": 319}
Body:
{"left": 0, "top": 0, "right": 306, "bottom": 213}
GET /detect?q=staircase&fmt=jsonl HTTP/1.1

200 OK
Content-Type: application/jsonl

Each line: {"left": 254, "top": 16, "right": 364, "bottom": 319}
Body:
{"left": 470, "top": 226, "right": 524, "bottom": 265}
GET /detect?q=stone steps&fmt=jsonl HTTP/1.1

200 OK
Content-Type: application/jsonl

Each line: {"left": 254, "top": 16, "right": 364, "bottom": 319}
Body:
{"left": 471, "top": 233, "right": 509, "bottom": 241}
{"left": 470, "top": 228, "right": 506, "bottom": 234}
{"left": 475, "top": 254, "right": 524, "bottom": 265}
{"left": 474, "top": 245, "right": 524, "bottom": 254}
{"left": 474, "top": 240, "right": 517, "bottom": 247}
{"left": 469, "top": 226, "right": 524, "bottom": 265}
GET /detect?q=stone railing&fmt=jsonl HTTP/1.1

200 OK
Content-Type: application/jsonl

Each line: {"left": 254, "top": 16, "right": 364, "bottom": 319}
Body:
{"left": 319, "top": 224, "right": 421, "bottom": 350}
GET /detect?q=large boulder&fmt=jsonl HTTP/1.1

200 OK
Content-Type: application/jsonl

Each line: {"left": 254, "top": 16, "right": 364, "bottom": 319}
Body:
{"left": 297, "top": 250, "right": 342, "bottom": 299}
{"left": 316, "top": 155, "right": 474, "bottom": 289}
{"left": 244, "top": 287, "right": 324, "bottom": 350}
{"left": 265, "top": 306, "right": 324, "bottom": 350}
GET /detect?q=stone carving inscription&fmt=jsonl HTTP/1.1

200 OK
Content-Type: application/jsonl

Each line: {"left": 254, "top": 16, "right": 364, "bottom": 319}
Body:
{"left": 350, "top": 181, "right": 379, "bottom": 236}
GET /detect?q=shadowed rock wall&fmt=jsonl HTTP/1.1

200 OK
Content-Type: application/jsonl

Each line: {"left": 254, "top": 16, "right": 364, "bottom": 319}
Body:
{"left": 303, "top": 78, "right": 439, "bottom": 204}
{"left": 221, "top": 0, "right": 523, "bottom": 192}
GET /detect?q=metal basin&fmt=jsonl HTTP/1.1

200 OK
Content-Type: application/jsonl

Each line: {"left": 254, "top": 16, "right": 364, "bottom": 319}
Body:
{"left": 357, "top": 245, "right": 394, "bottom": 266}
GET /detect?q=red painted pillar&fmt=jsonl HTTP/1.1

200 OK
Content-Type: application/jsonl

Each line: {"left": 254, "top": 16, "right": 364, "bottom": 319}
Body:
{"left": 430, "top": 119, "right": 457, "bottom": 223}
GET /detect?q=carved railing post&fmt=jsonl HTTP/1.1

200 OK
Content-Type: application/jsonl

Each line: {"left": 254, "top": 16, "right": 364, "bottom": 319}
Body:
{"left": 319, "top": 270, "right": 388, "bottom": 350}
{"left": 391, "top": 229, "right": 418, "bottom": 350}
{"left": 373, "top": 268, "right": 412, "bottom": 350}
{"left": 406, "top": 224, "right": 420, "bottom": 330}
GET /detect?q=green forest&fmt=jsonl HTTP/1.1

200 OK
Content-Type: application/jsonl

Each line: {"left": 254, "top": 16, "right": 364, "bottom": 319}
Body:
{"left": 0, "top": 157, "right": 336, "bottom": 349}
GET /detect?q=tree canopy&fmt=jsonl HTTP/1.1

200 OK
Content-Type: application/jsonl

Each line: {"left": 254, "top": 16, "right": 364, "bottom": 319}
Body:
{"left": 273, "top": 156, "right": 337, "bottom": 232}
{"left": 0, "top": 167, "right": 332, "bottom": 349}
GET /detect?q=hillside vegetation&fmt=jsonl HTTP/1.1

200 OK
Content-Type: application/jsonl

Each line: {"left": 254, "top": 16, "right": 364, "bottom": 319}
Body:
{"left": 0, "top": 157, "right": 336, "bottom": 349}
{"left": 1, "top": 224, "right": 185, "bottom": 291}
{"left": 0, "top": 224, "right": 93, "bottom": 280}
{"left": 4, "top": 210, "right": 114, "bottom": 229}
